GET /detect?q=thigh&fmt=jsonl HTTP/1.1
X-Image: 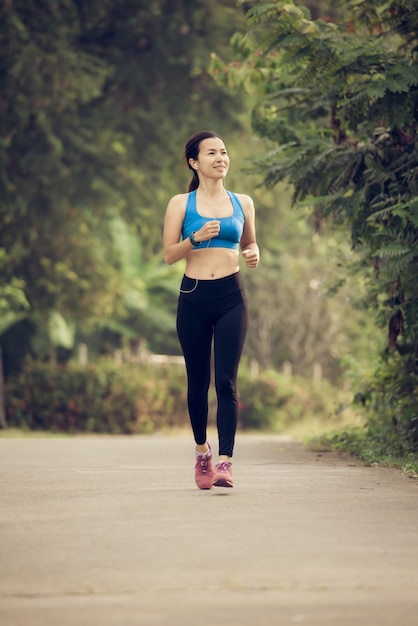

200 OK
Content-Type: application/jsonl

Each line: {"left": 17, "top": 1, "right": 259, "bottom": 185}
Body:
{"left": 214, "top": 299, "right": 248, "bottom": 380}
{"left": 177, "top": 296, "right": 213, "bottom": 375}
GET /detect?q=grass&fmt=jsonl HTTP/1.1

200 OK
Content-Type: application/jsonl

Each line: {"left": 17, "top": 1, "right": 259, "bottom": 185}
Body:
{"left": 276, "top": 398, "right": 418, "bottom": 477}
{"left": 304, "top": 425, "right": 418, "bottom": 477}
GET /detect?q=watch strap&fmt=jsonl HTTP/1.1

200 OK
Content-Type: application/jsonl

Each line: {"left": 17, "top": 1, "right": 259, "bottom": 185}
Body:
{"left": 189, "top": 232, "right": 200, "bottom": 246}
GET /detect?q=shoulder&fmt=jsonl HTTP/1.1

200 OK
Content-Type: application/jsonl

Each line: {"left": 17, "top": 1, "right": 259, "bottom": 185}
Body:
{"left": 230, "top": 192, "right": 255, "bottom": 216}
{"left": 165, "top": 192, "right": 189, "bottom": 215}
{"left": 167, "top": 192, "right": 190, "bottom": 207}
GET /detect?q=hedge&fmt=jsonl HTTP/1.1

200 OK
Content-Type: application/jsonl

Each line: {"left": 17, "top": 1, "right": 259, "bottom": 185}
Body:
{"left": 4, "top": 359, "right": 339, "bottom": 434}
{"left": 5, "top": 360, "right": 188, "bottom": 434}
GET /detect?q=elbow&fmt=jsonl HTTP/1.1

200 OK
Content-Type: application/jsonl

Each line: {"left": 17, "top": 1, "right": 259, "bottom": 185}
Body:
{"left": 164, "top": 250, "right": 175, "bottom": 265}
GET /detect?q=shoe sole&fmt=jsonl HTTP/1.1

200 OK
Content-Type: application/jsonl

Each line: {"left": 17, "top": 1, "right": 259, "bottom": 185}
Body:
{"left": 213, "top": 476, "right": 233, "bottom": 488}
{"left": 196, "top": 481, "right": 213, "bottom": 490}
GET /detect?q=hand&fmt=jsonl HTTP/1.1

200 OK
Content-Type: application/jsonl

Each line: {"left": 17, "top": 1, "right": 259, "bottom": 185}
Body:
{"left": 196, "top": 219, "right": 221, "bottom": 242}
{"left": 242, "top": 248, "right": 259, "bottom": 268}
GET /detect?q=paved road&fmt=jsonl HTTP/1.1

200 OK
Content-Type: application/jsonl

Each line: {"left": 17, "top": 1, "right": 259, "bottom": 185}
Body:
{"left": 0, "top": 434, "right": 417, "bottom": 626}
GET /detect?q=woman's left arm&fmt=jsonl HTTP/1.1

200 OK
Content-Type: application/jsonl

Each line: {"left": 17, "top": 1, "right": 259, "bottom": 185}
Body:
{"left": 238, "top": 194, "right": 260, "bottom": 269}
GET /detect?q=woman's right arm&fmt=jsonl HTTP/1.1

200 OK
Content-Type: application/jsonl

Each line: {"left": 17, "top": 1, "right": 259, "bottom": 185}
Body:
{"left": 163, "top": 194, "right": 194, "bottom": 265}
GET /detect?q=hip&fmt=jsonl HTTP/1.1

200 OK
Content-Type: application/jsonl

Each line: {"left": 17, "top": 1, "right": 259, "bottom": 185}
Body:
{"left": 179, "top": 272, "right": 246, "bottom": 301}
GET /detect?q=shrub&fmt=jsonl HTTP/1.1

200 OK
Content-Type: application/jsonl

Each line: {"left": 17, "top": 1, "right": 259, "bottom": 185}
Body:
{"left": 5, "top": 359, "right": 346, "bottom": 435}
{"left": 351, "top": 352, "right": 418, "bottom": 458}
{"left": 5, "top": 360, "right": 189, "bottom": 434}
{"left": 237, "top": 368, "right": 338, "bottom": 431}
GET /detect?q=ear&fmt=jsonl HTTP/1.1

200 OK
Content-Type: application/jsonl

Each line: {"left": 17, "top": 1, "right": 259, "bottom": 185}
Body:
{"left": 189, "top": 158, "right": 198, "bottom": 170}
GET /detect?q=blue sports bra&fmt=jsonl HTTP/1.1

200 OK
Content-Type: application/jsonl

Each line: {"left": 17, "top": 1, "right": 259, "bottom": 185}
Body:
{"left": 182, "top": 190, "right": 245, "bottom": 251}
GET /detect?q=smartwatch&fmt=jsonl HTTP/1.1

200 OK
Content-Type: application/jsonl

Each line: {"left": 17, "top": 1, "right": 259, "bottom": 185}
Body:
{"left": 189, "top": 232, "right": 201, "bottom": 247}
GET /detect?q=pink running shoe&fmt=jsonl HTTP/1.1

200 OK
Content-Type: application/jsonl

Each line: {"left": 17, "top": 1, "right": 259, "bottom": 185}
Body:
{"left": 195, "top": 444, "right": 214, "bottom": 490}
{"left": 213, "top": 461, "right": 233, "bottom": 488}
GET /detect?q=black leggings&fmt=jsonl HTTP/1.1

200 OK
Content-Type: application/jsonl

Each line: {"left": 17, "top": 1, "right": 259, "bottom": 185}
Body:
{"left": 177, "top": 272, "right": 248, "bottom": 458}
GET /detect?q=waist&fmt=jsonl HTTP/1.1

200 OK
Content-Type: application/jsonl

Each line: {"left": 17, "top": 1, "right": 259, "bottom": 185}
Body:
{"left": 181, "top": 272, "right": 245, "bottom": 296}
{"left": 185, "top": 247, "right": 239, "bottom": 280}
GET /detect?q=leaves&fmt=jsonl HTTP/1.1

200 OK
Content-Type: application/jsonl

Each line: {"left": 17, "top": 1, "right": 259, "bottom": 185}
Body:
{"left": 209, "top": 0, "right": 418, "bottom": 445}
{"left": 0, "top": 0, "right": 248, "bottom": 358}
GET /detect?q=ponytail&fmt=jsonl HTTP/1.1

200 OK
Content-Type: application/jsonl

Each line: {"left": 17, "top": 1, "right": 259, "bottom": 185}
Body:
{"left": 188, "top": 170, "right": 199, "bottom": 193}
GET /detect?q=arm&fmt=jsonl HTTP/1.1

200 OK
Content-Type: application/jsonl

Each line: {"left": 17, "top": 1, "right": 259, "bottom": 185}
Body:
{"left": 163, "top": 194, "right": 194, "bottom": 265}
{"left": 238, "top": 194, "right": 260, "bottom": 269}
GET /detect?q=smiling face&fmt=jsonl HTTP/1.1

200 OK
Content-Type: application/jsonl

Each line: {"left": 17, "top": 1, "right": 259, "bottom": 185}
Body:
{"left": 192, "top": 137, "right": 230, "bottom": 181}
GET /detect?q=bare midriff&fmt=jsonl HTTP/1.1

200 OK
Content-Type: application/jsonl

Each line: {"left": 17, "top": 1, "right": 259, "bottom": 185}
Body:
{"left": 185, "top": 248, "right": 240, "bottom": 280}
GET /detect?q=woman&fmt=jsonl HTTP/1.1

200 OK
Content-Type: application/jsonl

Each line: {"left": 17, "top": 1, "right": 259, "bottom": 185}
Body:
{"left": 163, "top": 130, "right": 259, "bottom": 489}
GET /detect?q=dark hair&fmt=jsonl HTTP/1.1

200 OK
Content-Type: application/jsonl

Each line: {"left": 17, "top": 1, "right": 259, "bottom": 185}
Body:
{"left": 184, "top": 130, "right": 223, "bottom": 192}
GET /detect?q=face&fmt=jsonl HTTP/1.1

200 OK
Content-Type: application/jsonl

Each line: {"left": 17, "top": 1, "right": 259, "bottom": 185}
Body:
{"left": 192, "top": 137, "right": 229, "bottom": 179}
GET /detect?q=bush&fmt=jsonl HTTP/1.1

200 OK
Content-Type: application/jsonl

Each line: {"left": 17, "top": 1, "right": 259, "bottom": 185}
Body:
{"left": 310, "top": 352, "right": 418, "bottom": 472}
{"left": 330, "top": 352, "right": 418, "bottom": 464}
{"left": 5, "top": 359, "right": 346, "bottom": 435}
{"left": 5, "top": 360, "right": 189, "bottom": 434}
{"left": 361, "top": 353, "right": 418, "bottom": 457}
{"left": 237, "top": 367, "right": 339, "bottom": 431}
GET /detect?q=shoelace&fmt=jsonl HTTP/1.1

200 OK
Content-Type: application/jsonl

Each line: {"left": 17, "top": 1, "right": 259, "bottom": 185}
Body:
{"left": 197, "top": 455, "right": 211, "bottom": 474}
{"left": 216, "top": 462, "right": 231, "bottom": 473}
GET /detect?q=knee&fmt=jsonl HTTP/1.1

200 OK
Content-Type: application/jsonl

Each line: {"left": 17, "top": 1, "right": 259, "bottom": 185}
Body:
{"left": 216, "top": 377, "right": 237, "bottom": 402}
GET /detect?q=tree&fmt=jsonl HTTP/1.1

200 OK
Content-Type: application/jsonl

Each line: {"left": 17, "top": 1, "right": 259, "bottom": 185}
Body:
{"left": 209, "top": 0, "right": 418, "bottom": 450}
{"left": 0, "top": 0, "right": 248, "bottom": 368}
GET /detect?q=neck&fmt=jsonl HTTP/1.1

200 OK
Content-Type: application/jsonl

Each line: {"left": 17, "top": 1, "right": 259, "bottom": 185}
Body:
{"left": 197, "top": 181, "right": 227, "bottom": 199}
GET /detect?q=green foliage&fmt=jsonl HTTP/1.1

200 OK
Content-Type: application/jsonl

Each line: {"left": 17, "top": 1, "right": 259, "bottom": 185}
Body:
{"left": 238, "top": 366, "right": 342, "bottom": 431}
{"left": 4, "top": 358, "right": 346, "bottom": 435}
{"left": 354, "top": 351, "right": 418, "bottom": 451}
{"left": 0, "top": 275, "right": 30, "bottom": 335}
{"left": 315, "top": 423, "right": 418, "bottom": 474}
{"left": 5, "top": 360, "right": 189, "bottom": 434}
{"left": 323, "top": 348, "right": 418, "bottom": 470}
{"left": 0, "top": 0, "right": 401, "bottom": 405}
{"left": 0, "top": 0, "right": 248, "bottom": 363}
{"left": 241, "top": 180, "right": 383, "bottom": 380}
{"left": 209, "top": 0, "right": 418, "bottom": 459}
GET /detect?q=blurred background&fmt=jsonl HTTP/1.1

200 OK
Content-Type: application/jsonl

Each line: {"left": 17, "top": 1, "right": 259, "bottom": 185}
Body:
{"left": 1, "top": 0, "right": 416, "bottom": 468}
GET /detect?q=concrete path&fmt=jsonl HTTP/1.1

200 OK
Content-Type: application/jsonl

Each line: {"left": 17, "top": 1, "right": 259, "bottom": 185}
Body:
{"left": 0, "top": 434, "right": 417, "bottom": 626}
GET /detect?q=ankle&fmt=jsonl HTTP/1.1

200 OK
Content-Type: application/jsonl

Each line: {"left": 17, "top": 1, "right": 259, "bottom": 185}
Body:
{"left": 196, "top": 443, "right": 210, "bottom": 456}
{"left": 218, "top": 455, "right": 231, "bottom": 464}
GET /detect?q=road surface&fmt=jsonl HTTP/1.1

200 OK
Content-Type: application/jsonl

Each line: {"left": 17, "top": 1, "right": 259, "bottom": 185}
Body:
{"left": 0, "top": 433, "right": 417, "bottom": 625}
